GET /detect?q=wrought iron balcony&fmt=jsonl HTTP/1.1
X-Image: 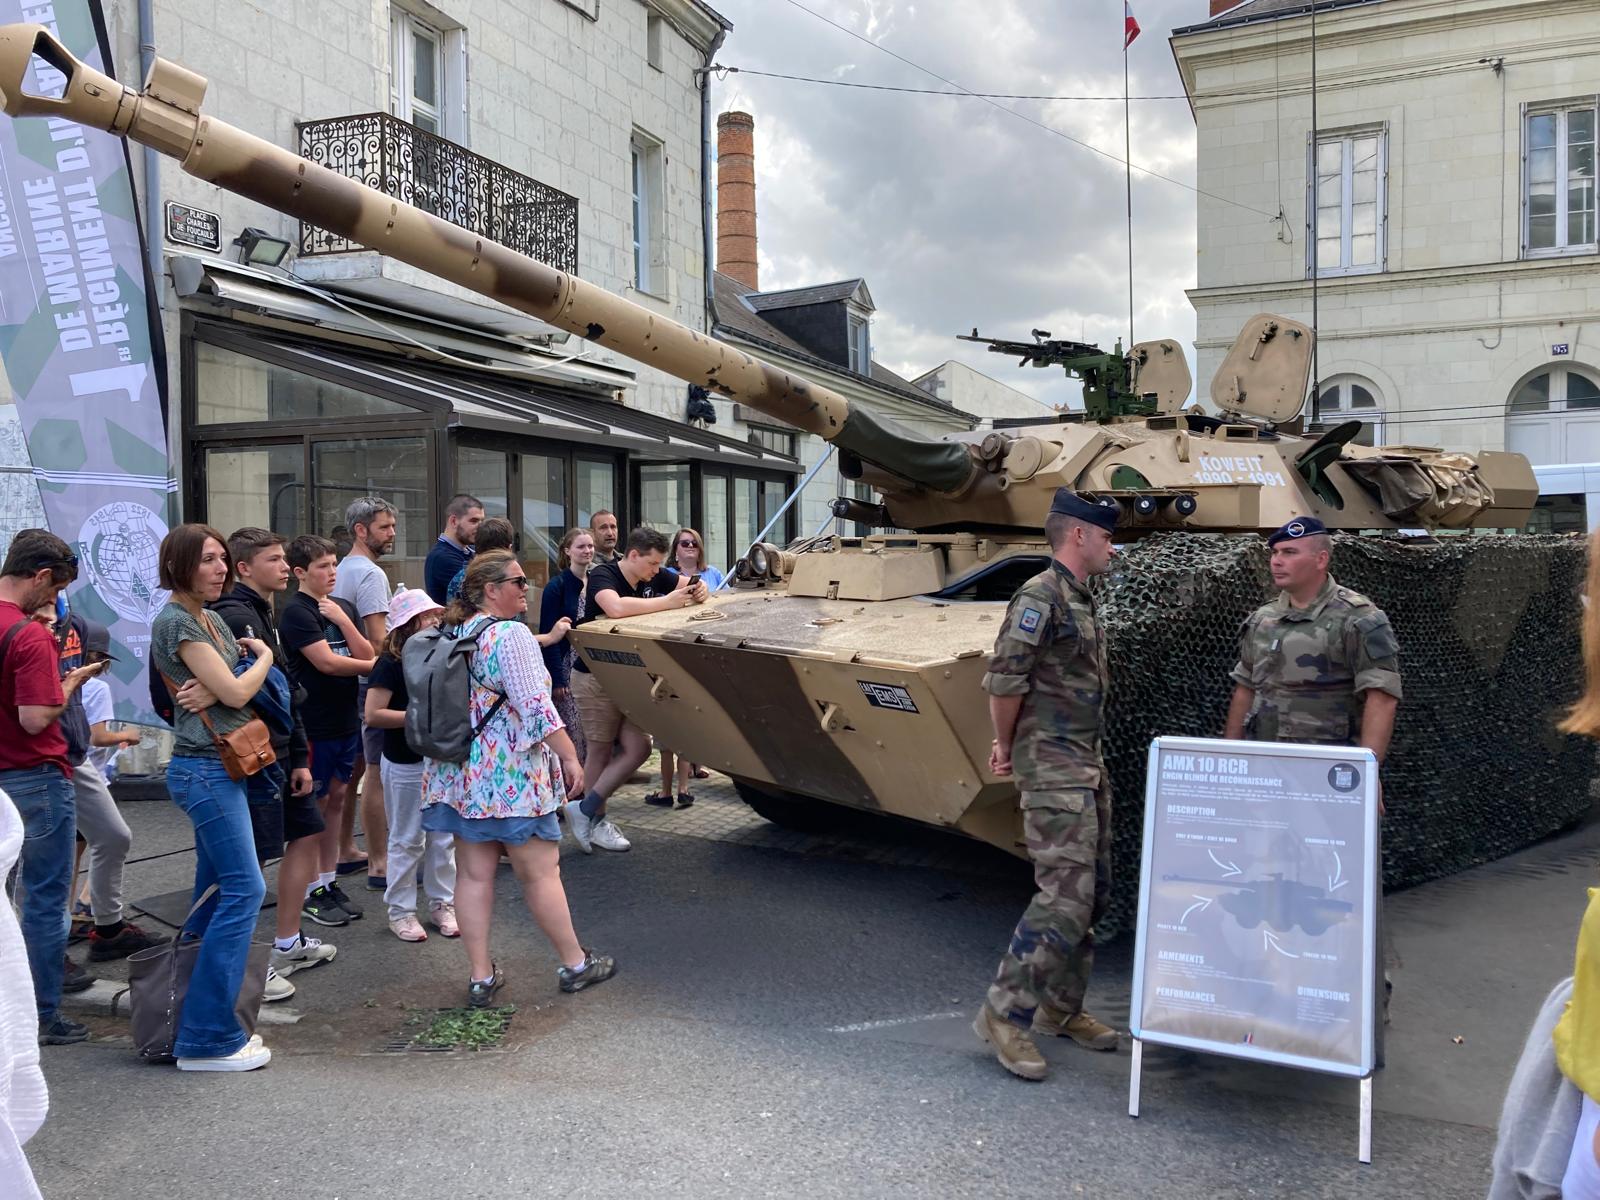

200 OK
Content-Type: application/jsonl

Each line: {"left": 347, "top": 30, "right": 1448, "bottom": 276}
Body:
{"left": 296, "top": 112, "right": 579, "bottom": 274}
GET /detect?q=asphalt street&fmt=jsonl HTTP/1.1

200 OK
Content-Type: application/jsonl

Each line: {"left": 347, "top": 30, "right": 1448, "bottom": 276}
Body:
{"left": 23, "top": 776, "right": 1599, "bottom": 1199}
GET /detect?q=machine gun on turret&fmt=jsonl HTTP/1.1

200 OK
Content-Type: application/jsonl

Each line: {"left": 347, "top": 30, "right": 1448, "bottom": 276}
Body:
{"left": 957, "top": 328, "right": 1150, "bottom": 422}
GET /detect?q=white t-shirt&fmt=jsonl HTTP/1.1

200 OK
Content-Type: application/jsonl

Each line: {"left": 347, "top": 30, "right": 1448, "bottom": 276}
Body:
{"left": 81, "top": 677, "right": 117, "bottom": 777}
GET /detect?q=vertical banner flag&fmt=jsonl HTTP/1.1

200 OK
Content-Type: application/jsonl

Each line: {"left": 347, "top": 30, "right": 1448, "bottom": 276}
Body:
{"left": 1125, "top": 1, "right": 1142, "bottom": 48}
{"left": 0, "top": 0, "right": 172, "bottom": 723}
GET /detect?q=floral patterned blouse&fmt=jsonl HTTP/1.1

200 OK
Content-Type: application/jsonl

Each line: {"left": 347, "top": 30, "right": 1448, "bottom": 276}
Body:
{"left": 421, "top": 615, "right": 567, "bottom": 819}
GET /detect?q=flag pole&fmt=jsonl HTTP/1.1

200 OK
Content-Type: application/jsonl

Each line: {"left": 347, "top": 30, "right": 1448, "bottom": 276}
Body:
{"left": 1124, "top": 11, "right": 1135, "bottom": 348}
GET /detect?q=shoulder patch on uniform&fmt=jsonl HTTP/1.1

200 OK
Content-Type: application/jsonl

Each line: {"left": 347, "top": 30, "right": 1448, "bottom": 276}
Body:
{"left": 1018, "top": 607, "right": 1043, "bottom": 634}
{"left": 1335, "top": 587, "right": 1374, "bottom": 609}
{"left": 1353, "top": 609, "right": 1398, "bottom": 658}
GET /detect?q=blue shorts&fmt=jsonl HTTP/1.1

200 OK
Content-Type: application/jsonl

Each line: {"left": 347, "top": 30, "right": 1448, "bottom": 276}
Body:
{"left": 421, "top": 805, "right": 561, "bottom": 845}
{"left": 308, "top": 733, "right": 360, "bottom": 799}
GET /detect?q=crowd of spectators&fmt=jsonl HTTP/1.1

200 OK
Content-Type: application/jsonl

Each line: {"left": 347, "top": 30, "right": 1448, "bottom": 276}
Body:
{"left": 0, "top": 498, "right": 725, "bottom": 1072}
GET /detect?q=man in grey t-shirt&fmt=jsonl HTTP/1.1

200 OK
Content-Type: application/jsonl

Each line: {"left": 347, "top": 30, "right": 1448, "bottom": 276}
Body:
{"left": 333, "top": 497, "right": 396, "bottom": 889}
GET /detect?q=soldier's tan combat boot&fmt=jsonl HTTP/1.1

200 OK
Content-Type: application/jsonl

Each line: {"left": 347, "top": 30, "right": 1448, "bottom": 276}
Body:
{"left": 973, "top": 1005, "right": 1048, "bottom": 1081}
{"left": 1033, "top": 1006, "right": 1119, "bottom": 1051}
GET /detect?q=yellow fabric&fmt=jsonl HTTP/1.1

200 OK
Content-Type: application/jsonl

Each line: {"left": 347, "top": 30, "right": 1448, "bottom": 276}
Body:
{"left": 1554, "top": 887, "right": 1600, "bottom": 1101}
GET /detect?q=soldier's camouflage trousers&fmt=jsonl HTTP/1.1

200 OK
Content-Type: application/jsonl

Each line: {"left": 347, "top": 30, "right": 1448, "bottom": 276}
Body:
{"left": 986, "top": 785, "right": 1112, "bottom": 1028}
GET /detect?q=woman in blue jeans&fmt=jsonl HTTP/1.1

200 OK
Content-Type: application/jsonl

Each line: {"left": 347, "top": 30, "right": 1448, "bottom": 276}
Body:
{"left": 150, "top": 524, "right": 276, "bottom": 1072}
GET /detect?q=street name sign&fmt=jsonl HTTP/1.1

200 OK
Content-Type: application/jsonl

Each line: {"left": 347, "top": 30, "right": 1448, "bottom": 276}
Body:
{"left": 1127, "top": 736, "right": 1380, "bottom": 1162}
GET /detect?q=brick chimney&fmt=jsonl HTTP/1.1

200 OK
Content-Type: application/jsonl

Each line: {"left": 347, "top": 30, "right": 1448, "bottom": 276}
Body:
{"left": 716, "top": 111, "right": 758, "bottom": 291}
{"left": 1209, "top": 0, "right": 1237, "bottom": 14}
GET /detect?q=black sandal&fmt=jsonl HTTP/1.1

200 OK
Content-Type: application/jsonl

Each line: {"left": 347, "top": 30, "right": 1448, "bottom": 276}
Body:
{"left": 676, "top": 791, "right": 695, "bottom": 810}
{"left": 645, "top": 792, "right": 675, "bottom": 807}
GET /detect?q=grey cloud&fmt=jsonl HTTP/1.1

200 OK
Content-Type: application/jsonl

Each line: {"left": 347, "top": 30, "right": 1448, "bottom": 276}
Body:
{"left": 711, "top": 0, "right": 1212, "bottom": 409}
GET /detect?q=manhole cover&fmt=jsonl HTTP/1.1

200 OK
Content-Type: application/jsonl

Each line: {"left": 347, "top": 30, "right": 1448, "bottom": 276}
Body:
{"left": 382, "top": 1005, "right": 517, "bottom": 1054}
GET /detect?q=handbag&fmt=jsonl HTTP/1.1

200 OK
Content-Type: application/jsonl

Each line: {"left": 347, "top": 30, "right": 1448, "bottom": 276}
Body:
{"left": 123, "top": 884, "right": 270, "bottom": 1062}
{"left": 161, "top": 612, "right": 277, "bottom": 782}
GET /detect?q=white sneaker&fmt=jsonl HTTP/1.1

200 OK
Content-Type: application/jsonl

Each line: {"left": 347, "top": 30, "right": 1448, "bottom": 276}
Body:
{"left": 177, "top": 1039, "right": 272, "bottom": 1072}
{"left": 270, "top": 933, "right": 337, "bottom": 977}
{"left": 567, "top": 805, "right": 595, "bottom": 854}
{"left": 591, "top": 819, "right": 631, "bottom": 853}
{"left": 263, "top": 967, "right": 295, "bottom": 1003}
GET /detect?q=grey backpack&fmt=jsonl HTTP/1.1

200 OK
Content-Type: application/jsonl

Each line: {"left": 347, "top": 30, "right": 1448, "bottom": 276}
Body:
{"left": 401, "top": 618, "right": 510, "bottom": 763}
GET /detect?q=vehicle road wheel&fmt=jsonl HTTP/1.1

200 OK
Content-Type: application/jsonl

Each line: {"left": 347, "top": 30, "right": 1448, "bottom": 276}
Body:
{"left": 732, "top": 779, "right": 855, "bottom": 834}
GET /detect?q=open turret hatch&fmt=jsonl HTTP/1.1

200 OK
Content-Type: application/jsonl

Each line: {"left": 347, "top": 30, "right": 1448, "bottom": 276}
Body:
{"left": 1129, "top": 339, "right": 1192, "bottom": 414}
{"left": 1210, "top": 314, "right": 1315, "bottom": 424}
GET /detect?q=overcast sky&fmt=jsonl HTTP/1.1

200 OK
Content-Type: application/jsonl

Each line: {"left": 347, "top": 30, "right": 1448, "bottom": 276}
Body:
{"left": 707, "top": 0, "right": 1211, "bottom": 412}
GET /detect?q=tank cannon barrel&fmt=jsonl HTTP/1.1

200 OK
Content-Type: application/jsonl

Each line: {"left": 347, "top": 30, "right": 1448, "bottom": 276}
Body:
{"left": 0, "top": 25, "right": 977, "bottom": 496}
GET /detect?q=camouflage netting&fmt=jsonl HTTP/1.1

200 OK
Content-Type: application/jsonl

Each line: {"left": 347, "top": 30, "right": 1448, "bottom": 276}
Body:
{"left": 1092, "top": 532, "right": 1592, "bottom": 939}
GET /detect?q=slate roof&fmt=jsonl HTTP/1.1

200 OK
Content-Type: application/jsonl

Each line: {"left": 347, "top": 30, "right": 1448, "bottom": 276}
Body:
{"left": 710, "top": 272, "right": 966, "bottom": 418}
{"left": 745, "top": 279, "right": 872, "bottom": 313}
{"left": 1173, "top": 0, "right": 1383, "bottom": 35}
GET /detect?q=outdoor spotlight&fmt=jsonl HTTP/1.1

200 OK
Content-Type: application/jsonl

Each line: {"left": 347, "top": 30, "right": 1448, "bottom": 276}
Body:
{"left": 233, "top": 227, "right": 291, "bottom": 267}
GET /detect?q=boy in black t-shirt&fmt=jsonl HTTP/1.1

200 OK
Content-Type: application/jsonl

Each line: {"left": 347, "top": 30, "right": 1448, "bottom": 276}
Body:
{"left": 279, "top": 535, "right": 375, "bottom": 926}
{"left": 569, "top": 526, "right": 707, "bottom": 854}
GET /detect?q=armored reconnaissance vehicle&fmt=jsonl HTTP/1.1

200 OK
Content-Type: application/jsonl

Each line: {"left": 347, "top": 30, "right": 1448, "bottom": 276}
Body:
{"left": 3, "top": 26, "right": 1584, "bottom": 933}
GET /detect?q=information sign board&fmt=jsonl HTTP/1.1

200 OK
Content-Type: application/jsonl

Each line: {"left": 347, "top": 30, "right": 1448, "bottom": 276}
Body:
{"left": 1130, "top": 736, "right": 1379, "bottom": 1077}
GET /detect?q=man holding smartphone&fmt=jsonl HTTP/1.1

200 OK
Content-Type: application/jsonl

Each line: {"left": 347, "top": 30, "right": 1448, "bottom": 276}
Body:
{"left": 568, "top": 526, "right": 708, "bottom": 852}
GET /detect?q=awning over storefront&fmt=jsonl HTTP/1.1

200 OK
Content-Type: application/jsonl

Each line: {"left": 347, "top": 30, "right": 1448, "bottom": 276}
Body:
{"left": 175, "top": 256, "right": 798, "bottom": 472}
{"left": 258, "top": 335, "right": 798, "bottom": 470}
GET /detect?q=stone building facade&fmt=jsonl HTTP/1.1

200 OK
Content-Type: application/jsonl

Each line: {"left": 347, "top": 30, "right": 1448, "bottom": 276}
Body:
{"left": 1174, "top": 0, "right": 1600, "bottom": 465}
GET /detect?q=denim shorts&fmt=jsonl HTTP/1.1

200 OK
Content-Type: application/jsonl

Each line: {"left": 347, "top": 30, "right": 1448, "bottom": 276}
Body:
{"left": 421, "top": 804, "right": 561, "bottom": 845}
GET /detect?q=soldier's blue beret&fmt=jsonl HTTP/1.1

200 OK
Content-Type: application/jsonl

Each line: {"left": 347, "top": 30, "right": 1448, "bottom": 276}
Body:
{"left": 1049, "top": 488, "right": 1119, "bottom": 533}
{"left": 1267, "top": 515, "right": 1329, "bottom": 547}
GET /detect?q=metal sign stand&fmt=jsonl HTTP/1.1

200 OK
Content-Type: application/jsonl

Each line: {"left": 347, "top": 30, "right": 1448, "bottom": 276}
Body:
{"left": 1129, "top": 1044, "right": 1373, "bottom": 1164}
{"left": 1126, "top": 737, "right": 1381, "bottom": 1164}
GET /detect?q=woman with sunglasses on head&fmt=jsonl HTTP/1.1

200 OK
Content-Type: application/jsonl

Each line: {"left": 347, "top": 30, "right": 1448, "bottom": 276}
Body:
{"left": 420, "top": 550, "right": 613, "bottom": 1007}
{"left": 149, "top": 524, "right": 276, "bottom": 1072}
{"left": 644, "top": 528, "right": 722, "bottom": 809}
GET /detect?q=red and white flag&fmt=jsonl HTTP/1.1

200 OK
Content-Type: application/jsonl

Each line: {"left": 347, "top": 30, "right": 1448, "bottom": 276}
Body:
{"left": 1125, "top": 1, "right": 1142, "bottom": 48}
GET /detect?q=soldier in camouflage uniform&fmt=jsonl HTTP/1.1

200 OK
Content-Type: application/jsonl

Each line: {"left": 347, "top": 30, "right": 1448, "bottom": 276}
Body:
{"left": 1225, "top": 515, "right": 1402, "bottom": 1038}
{"left": 1224, "top": 516, "right": 1402, "bottom": 750}
{"left": 974, "top": 489, "right": 1122, "bottom": 1082}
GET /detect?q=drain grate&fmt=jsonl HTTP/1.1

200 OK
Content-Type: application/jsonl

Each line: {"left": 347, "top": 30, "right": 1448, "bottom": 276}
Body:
{"left": 381, "top": 1005, "right": 516, "bottom": 1054}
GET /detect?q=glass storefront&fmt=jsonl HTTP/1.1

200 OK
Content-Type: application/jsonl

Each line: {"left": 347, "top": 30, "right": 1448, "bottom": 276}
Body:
{"left": 701, "top": 473, "right": 729, "bottom": 574}
{"left": 204, "top": 444, "right": 304, "bottom": 540}
{"left": 521, "top": 453, "right": 567, "bottom": 588}
{"left": 457, "top": 446, "right": 510, "bottom": 518}
{"left": 638, "top": 463, "right": 691, "bottom": 535}
{"left": 184, "top": 318, "right": 799, "bottom": 600}
{"left": 576, "top": 458, "right": 616, "bottom": 527}
{"left": 313, "top": 437, "right": 431, "bottom": 590}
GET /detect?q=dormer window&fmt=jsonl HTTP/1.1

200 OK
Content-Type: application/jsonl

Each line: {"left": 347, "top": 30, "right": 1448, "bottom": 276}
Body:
{"left": 848, "top": 313, "right": 870, "bottom": 373}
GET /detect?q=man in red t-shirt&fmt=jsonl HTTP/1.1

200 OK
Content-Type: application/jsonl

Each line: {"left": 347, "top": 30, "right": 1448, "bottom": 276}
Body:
{"left": 0, "top": 529, "right": 100, "bottom": 1045}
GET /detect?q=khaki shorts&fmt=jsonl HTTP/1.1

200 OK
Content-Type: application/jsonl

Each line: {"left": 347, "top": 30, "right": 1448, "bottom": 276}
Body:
{"left": 571, "top": 670, "right": 632, "bottom": 747}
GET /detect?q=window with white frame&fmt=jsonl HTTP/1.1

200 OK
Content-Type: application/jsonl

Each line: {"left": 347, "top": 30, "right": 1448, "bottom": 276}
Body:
{"left": 630, "top": 131, "right": 666, "bottom": 294}
{"left": 1309, "top": 130, "right": 1386, "bottom": 277}
{"left": 1506, "top": 366, "right": 1600, "bottom": 467}
{"left": 1524, "top": 101, "right": 1598, "bottom": 256}
{"left": 1316, "top": 376, "right": 1385, "bottom": 446}
{"left": 390, "top": 6, "right": 465, "bottom": 143}
{"left": 847, "top": 313, "right": 871, "bottom": 373}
